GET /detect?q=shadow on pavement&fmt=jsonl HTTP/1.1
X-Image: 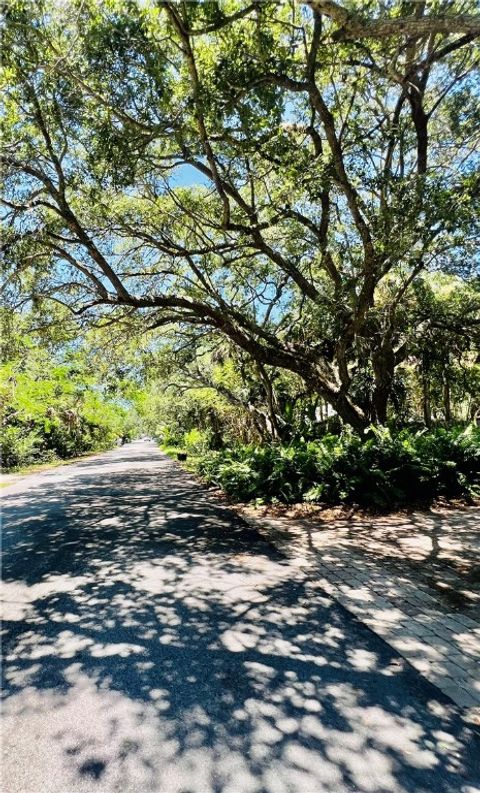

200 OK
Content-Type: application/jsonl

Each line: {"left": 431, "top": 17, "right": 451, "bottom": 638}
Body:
{"left": 2, "top": 443, "right": 479, "bottom": 793}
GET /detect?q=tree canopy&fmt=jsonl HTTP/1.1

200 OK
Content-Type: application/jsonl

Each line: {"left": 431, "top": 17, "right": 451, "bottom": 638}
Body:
{"left": 2, "top": 0, "right": 479, "bottom": 430}
{"left": 0, "top": 304, "right": 141, "bottom": 468}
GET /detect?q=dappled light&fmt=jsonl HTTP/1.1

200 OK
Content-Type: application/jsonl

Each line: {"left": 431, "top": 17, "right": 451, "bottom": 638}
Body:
{"left": 252, "top": 506, "right": 480, "bottom": 711}
{"left": 3, "top": 0, "right": 480, "bottom": 785}
{"left": 2, "top": 443, "right": 479, "bottom": 792}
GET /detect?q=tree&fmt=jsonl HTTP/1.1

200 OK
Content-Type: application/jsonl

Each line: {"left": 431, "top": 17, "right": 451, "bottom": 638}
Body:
{"left": 405, "top": 275, "right": 480, "bottom": 425}
{"left": 2, "top": 0, "right": 479, "bottom": 430}
{"left": 0, "top": 306, "right": 141, "bottom": 468}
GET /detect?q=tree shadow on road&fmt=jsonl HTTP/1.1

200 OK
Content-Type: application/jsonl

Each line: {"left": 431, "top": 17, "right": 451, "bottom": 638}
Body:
{"left": 2, "top": 452, "right": 479, "bottom": 793}
{"left": 306, "top": 508, "right": 479, "bottom": 610}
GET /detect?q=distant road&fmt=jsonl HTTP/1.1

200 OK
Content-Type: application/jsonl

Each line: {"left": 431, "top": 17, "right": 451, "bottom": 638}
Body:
{"left": 2, "top": 440, "right": 479, "bottom": 792}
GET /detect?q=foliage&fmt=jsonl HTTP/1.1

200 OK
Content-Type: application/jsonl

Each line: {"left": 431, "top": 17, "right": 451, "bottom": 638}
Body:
{"left": 183, "top": 428, "right": 213, "bottom": 455}
{"left": 134, "top": 340, "right": 269, "bottom": 447}
{"left": 192, "top": 426, "right": 480, "bottom": 509}
{"left": 2, "top": 1, "right": 479, "bottom": 430}
{"left": 1, "top": 1, "right": 479, "bottom": 510}
{"left": 0, "top": 425, "right": 44, "bottom": 470}
{"left": 135, "top": 274, "right": 480, "bottom": 455}
{"left": 0, "top": 313, "right": 141, "bottom": 470}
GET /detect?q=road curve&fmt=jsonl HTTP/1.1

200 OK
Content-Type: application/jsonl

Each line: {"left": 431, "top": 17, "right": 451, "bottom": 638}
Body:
{"left": 2, "top": 440, "right": 479, "bottom": 793}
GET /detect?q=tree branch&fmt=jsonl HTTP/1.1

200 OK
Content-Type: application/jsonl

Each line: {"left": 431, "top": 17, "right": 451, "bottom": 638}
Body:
{"left": 303, "top": 1, "right": 480, "bottom": 41}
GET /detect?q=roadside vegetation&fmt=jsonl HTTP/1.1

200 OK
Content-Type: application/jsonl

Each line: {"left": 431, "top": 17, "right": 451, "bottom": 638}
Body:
{"left": 0, "top": 309, "right": 141, "bottom": 471}
{"left": 141, "top": 328, "right": 480, "bottom": 510}
{"left": 138, "top": 280, "right": 480, "bottom": 510}
{"left": 190, "top": 427, "right": 480, "bottom": 509}
{"left": 2, "top": 2, "right": 479, "bottom": 504}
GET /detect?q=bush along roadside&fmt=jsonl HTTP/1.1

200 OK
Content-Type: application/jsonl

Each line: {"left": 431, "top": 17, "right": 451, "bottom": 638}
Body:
{"left": 0, "top": 383, "right": 138, "bottom": 471}
{"left": 187, "top": 425, "right": 480, "bottom": 510}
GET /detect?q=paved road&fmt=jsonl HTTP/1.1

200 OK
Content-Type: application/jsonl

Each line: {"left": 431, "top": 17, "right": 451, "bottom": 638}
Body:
{"left": 2, "top": 441, "right": 479, "bottom": 793}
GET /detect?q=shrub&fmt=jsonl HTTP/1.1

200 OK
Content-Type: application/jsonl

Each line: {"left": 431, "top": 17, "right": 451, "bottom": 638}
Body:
{"left": 160, "top": 425, "right": 184, "bottom": 448}
{"left": 0, "top": 426, "right": 42, "bottom": 469}
{"left": 191, "top": 425, "right": 480, "bottom": 509}
{"left": 183, "top": 427, "right": 213, "bottom": 453}
{"left": 1, "top": 385, "right": 132, "bottom": 471}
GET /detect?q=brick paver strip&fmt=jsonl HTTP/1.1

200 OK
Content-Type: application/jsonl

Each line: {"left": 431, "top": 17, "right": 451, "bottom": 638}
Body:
{"left": 238, "top": 507, "right": 480, "bottom": 726}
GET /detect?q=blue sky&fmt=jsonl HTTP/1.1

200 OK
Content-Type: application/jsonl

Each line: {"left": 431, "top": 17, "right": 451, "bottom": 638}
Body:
{"left": 170, "top": 164, "right": 210, "bottom": 188}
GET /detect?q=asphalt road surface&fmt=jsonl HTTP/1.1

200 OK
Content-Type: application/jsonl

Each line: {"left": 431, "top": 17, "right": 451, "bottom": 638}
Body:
{"left": 2, "top": 440, "right": 479, "bottom": 793}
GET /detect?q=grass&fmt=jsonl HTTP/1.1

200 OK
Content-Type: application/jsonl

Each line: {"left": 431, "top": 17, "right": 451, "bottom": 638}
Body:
{"left": 160, "top": 443, "right": 187, "bottom": 457}
{"left": 159, "top": 444, "right": 201, "bottom": 472}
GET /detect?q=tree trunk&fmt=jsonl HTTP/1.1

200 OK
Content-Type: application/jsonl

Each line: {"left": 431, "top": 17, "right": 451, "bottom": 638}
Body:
{"left": 372, "top": 343, "right": 395, "bottom": 425}
{"left": 257, "top": 363, "right": 283, "bottom": 441}
{"left": 443, "top": 372, "right": 452, "bottom": 424}
{"left": 409, "top": 86, "right": 428, "bottom": 175}
{"left": 422, "top": 374, "right": 432, "bottom": 428}
{"left": 329, "top": 391, "right": 369, "bottom": 433}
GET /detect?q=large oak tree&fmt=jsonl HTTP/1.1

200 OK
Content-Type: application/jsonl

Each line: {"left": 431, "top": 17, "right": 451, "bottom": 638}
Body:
{"left": 2, "top": 0, "right": 479, "bottom": 429}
